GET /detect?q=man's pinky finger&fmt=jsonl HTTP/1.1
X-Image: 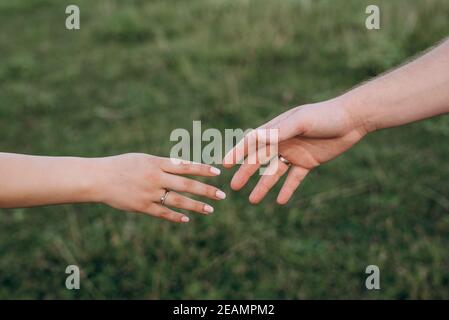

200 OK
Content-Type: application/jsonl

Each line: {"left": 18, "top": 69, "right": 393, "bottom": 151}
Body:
{"left": 276, "top": 166, "right": 309, "bottom": 205}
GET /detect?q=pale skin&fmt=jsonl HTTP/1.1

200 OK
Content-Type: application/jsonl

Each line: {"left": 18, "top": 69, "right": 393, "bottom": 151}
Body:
{"left": 2, "top": 41, "right": 449, "bottom": 220}
{"left": 224, "top": 39, "right": 449, "bottom": 205}
{"left": 0, "top": 153, "right": 226, "bottom": 223}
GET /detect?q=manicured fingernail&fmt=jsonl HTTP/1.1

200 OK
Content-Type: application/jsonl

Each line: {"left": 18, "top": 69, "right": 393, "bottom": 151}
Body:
{"left": 210, "top": 167, "right": 221, "bottom": 175}
{"left": 216, "top": 190, "right": 226, "bottom": 199}
{"left": 204, "top": 204, "right": 214, "bottom": 213}
{"left": 181, "top": 216, "right": 190, "bottom": 223}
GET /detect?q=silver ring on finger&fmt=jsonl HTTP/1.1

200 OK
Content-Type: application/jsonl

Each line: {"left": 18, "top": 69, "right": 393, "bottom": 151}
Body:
{"left": 160, "top": 189, "right": 170, "bottom": 205}
{"left": 278, "top": 154, "right": 291, "bottom": 166}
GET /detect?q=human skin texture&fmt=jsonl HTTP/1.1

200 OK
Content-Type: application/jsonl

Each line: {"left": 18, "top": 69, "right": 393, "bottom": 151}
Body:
{"left": 0, "top": 153, "right": 225, "bottom": 223}
{"left": 224, "top": 39, "right": 449, "bottom": 205}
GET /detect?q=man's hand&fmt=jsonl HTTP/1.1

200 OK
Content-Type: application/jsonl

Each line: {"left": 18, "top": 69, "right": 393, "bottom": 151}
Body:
{"left": 223, "top": 98, "right": 367, "bottom": 205}
{"left": 224, "top": 39, "right": 449, "bottom": 205}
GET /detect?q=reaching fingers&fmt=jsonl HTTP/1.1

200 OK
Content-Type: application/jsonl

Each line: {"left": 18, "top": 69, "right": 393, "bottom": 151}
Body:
{"left": 163, "top": 191, "right": 214, "bottom": 215}
{"left": 257, "top": 107, "right": 297, "bottom": 131}
{"left": 164, "top": 173, "right": 226, "bottom": 200}
{"left": 223, "top": 129, "right": 278, "bottom": 168}
{"left": 259, "top": 107, "right": 307, "bottom": 141}
{"left": 228, "top": 139, "right": 282, "bottom": 191}
{"left": 223, "top": 129, "right": 257, "bottom": 168}
{"left": 277, "top": 166, "right": 309, "bottom": 205}
{"left": 248, "top": 158, "right": 290, "bottom": 204}
{"left": 161, "top": 159, "right": 221, "bottom": 177}
{"left": 230, "top": 162, "right": 260, "bottom": 191}
{"left": 143, "top": 203, "right": 190, "bottom": 223}
{"left": 229, "top": 143, "right": 275, "bottom": 191}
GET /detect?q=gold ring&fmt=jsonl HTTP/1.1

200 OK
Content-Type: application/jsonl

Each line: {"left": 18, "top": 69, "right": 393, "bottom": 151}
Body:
{"left": 278, "top": 155, "right": 291, "bottom": 166}
{"left": 160, "top": 189, "right": 170, "bottom": 205}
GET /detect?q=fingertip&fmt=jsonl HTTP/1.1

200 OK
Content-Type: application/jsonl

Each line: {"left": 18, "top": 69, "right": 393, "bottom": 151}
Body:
{"left": 230, "top": 181, "right": 241, "bottom": 191}
{"left": 210, "top": 166, "right": 221, "bottom": 176}
{"left": 248, "top": 194, "right": 261, "bottom": 205}
{"left": 249, "top": 199, "right": 259, "bottom": 205}
{"left": 223, "top": 149, "right": 240, "bottom": 168}
{"left": 222, "top": 160, "right": 235, "bottom": 169}
{"left": 276, "top": 196, "right": 288, "bottom": 205}
{"left": 215, "top": 190, "right": 227, "bottom": 200}
{"left": 203, "top": 204, "right": 214, "bottom": 214}
{"left": 230, "top": 176, "right": 244, "bottom": 191}
{"left": 181, "top": 216, "right": 190, "bottom": 223}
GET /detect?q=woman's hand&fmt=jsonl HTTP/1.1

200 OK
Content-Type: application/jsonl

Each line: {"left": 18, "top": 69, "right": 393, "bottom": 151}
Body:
{"left": 93, "top": 153, "right": 225, "bottom": 223}
{"left": 223, "top": 98, "right": 367, "bottom": 205}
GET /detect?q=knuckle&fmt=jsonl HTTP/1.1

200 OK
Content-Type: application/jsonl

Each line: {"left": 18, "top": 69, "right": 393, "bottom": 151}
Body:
{"left": 144, "top": 204, "right": 160, "bottom": 217}
{"left": 284, "top": 186, "right": 295, "bottom": 194}
{"left": 159, "top": 209, "right": 176, "bottom": 221}
{"left": 181, "top": 178, "right": 193, "bottom": 190}
{"left": 207, "top": 186, "right": 216, "bottom": 198}
{"left": 139, "top": 153, "right": 155, "bottom": 165}
{"left": 295, "top": 172, "right": 307, "bottom": 181}
{"left": 159, "top": 210, "right": 170, "bottom": 219}
{"left": 276, "top": 170, "right": 285, "bottom": 180}
{"left": 200, "top": 165, "right": 209, "bottom": 174}
{"left": 179, "top": 162, "right": 190, "bottom": 171}
{"left": 171, "top": 194, "right": 182, "bottom": 207}
{"left": 259, "top": 183, "right": 270, "bottom": 193}
{"left": 167, "top": 157, "right": 181, "bottom": 167}
{"left": 194, "top": 201, "right": 204, "bottom": 212}
{"left": 136, "top": 199, "right": 153, "bottom": 213}
{"left": 152, "top": 205, "right": 163, "bottom": 215}
{"left": 150, "top": 172, "right": 162, "bottom": 185}
{"left": 292, "top": 168, "right": 305, "bottom": 179}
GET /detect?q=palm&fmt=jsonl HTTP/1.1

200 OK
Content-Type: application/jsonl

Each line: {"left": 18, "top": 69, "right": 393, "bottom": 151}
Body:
{"left": 225, "top": 100, "right": 367, "bottom": 204}
{"left": 278, "top": 129, "right": 363, "bottom": 171}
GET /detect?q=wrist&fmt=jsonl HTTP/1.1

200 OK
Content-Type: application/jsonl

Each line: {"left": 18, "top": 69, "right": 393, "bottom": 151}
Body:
{"left": 337, "top": 92, "right": 377, "bottom": 135}
{"left": 80, "top": 157, "right": 109, "bottom": 204}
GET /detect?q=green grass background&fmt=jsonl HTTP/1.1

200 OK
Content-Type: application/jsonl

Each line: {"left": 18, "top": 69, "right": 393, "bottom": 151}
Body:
{"left": 0, "top": 0, "right": 448, "bottom": 299}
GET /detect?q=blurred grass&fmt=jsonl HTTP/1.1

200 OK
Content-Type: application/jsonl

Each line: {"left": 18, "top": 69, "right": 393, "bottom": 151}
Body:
{"left": 0, "top": 0, "right": 449, "bottom": 299}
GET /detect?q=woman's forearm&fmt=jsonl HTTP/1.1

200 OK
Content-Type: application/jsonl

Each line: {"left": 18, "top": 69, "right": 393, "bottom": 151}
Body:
{"left": 0, "top": 153, "right": 100, "bottom": 208}
{"left": 342, "top": 39, "right": 449, "bottom": 133}
{"left": 0, "top": 152, "right": 224, "bottom": 222}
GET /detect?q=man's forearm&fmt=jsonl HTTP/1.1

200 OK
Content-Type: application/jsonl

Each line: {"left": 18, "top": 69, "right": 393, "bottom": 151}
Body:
{"left": 0, "top": 153, "right": 101, "bottom": 208}
{"left": 342, "top": 39, "right": 449, "bottom": 133}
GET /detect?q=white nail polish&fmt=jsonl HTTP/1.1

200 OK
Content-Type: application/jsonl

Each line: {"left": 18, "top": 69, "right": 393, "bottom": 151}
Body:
{"left": 181, "top": 216, "right": 190, "bottom": 223}
{"left": 216, "top": 190, "right": 226, "bottom": 199}
{"left": 210, "top": 167, "right": 221, "bottom": 175}
{"left": 204, "top": 204, "right": 214, "bottom": 213}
